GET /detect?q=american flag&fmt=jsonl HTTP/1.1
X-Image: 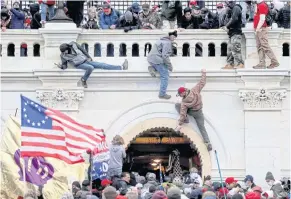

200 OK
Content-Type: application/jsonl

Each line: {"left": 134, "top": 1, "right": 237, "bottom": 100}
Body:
{"left": 20, "top": 95, "right": 105, "bottom": 164}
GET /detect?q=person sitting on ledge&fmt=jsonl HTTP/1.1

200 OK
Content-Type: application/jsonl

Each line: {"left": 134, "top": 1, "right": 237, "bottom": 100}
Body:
{"left": 58, "top": 41, "right": 128, "bottom": 88}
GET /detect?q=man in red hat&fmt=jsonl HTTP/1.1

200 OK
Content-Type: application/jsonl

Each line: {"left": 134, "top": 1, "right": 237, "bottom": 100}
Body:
{"left": 175, "top": 69, "right": 212, "bottom": 151}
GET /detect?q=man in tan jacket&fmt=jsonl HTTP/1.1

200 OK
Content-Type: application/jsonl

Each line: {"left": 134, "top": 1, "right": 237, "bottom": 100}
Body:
{"left": 175, "top": 69, "right": 212, "bottom": 151}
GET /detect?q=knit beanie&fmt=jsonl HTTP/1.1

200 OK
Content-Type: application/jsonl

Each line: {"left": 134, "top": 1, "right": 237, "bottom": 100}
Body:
{"left": 152, "top": 191, "right": 168, "bottom": 199}
{"left": 168, "top": 30, "right": 178, "bottom": 37}
{"left": 232, "top": 193, "right": 244, "bottom": 199}
{"left": 265, "top": 172, "right": 275, "bottom": 181}
{"left": 149, "top": 185, "right": 156, "bottom": 193}
{"left": 148, "top": 173, "right": 156, "bottom": 181}
{"left": 167, "top": 187, "right": 181, "bottom": 199}
{"left": 124, "top": 11, "right": 133, "bottom": 22}
{"left": 172, "top": 177, "right": 183, "bottom": 189}
{"left": 126, "top": 190, "right": 139, "bottom": 199}
{"left": 103, "top": 186, "right": 117, "bottom": 199}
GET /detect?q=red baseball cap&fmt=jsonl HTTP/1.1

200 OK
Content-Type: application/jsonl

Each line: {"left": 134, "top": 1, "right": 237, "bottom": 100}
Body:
{"left": 225, "top": 177, "right": 237, "bottom": 184}
{"left": 177, "top": 87, "right": 186, "bottom": 96}
{"left": 101, "top": 179, "right": 112, "bottom": 187}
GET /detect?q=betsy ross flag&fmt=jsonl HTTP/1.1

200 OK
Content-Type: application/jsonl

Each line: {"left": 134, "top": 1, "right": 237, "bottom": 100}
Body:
{"left": 20, "top": 95, "right": 105, "bottom": 164}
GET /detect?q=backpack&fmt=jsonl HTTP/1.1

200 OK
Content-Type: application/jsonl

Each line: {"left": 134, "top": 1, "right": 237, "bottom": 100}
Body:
{"left": 264, "top": 2, "right": 273, "bottom": 27}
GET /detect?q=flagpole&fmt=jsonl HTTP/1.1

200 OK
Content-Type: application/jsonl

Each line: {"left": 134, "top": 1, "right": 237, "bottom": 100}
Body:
{"left": 87, "top": 149, "right": 93, "bottom": 195}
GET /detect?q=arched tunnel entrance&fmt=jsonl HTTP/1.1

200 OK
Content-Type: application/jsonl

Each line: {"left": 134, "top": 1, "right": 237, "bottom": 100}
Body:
{"left": 123, "top": 127, "right": 202, "bottom": 180}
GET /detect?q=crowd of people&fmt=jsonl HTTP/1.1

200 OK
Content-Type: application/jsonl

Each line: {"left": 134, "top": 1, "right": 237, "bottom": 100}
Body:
{"left": 1, "top": 1, "right": 290, "bottom": 31}
{"left": 21, "top": 135, "right": 290, "bottom": 199}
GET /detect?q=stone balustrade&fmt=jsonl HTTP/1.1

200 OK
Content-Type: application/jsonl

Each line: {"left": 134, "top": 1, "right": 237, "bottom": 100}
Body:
{"left": 0, "top": 24, "right": 290, "bottom": 70}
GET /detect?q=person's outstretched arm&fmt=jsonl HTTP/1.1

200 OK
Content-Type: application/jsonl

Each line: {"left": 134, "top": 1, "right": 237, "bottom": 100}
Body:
{"left": 191, "top": 69, "right": 206, "bottom": 93}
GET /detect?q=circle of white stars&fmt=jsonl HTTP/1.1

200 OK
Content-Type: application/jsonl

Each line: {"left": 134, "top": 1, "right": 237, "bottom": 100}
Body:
{"left": 23, "top": 100, "right": 49, "bottom": 127}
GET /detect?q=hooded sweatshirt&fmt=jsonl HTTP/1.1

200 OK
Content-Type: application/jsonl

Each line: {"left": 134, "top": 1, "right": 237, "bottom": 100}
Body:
{"left": 178, "top": 72, "right": 206, "bottom": 125}
{"left": 108, "top": 145, "right": 126, "bottom": 169}
{"left": 147, "top": 37, "right": 173, "bottom": 69}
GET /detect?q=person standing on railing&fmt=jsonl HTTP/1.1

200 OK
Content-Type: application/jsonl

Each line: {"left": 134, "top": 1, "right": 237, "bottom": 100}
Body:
{"left": 9, "top": 1, "right": 24, "bottom": 29}
{"left": 161, "top": 0, "right": 183, "bottom": 29}
{"left": 38, "top": 0, "right": 55, "bottom": 28}
{"left": 253, "top": 0, "right": 280, "bottom": 69}
{"left": 147, "top": 30, "right": 177, "bottom": 100}
{"left": 221, "top": 0, "right": 244, "bottom": 70}
{"left": 29, "top": 3, "right": 42, "bottom": 29}
{"left": 58, "top": 42, "right": 128, "bottom": 88}
{"left": 66, "top": 0, "right": 84, "bottom": 28}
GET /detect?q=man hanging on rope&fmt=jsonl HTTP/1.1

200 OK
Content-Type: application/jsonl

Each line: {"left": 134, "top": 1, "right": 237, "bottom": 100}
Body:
{"left": 175, "top": 69, "right": 212, "bottom": 151}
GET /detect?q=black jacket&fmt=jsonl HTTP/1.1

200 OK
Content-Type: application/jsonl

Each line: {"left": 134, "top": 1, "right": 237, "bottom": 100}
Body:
{"left": 226, "top": 4, "right": 242, "bottom": 37}
{"left": 118, "top": 15, "right": 140, "bottom": 30}
{"left": 180, "top": 15, "right": 195, "bottom": 29}
{"left": 277, "top": 5, "right": 290, "bottom": 29}
{"left": 161, "top": 1, "right": 183, "bottom": 27}
{"left": 30, "top": 3, "right": 42, "bottom": 29}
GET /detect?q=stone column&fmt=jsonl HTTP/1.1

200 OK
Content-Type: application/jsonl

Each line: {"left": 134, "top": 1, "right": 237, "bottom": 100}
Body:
{"left": 39, "top": 23, "right": 81, "bottom": 68}
{"left": 242, "top": 28, "right": 283, "bottom": 68}
{"left": 238, "top": 70, "right": 288, "bottom": 188}
{"left": 35, "top": 71, "right": 84, "bottom": 116}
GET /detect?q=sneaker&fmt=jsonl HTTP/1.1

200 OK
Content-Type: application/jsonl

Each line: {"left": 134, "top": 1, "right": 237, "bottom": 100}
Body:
{"left": 159, "top": 94, "right": 171, "bottom": 100}
{"left": 205, "top": 143, "right": 212, "bottom": 151}
{"left": 253, "top": 64, "right": 266, "bottom": 69}
{"left": 267, "top": 62, "right": 279, "bottom": 69}
{"left": 122, "top": 59, "right": 128, "bottom": 70}
{"left": 234, "top": 64, "right": 244, "bottom": 69}
{"left": 41, "top": 20, "right": 46, "bottom": 28}
{"left": 148, "top": 66, "right": 156, "bottom": 77}
{"left": 221, "top": 64, "right": 234, "bottom": 69}
{"left": 81, "top": 79, "right": 88, "bottom": 88}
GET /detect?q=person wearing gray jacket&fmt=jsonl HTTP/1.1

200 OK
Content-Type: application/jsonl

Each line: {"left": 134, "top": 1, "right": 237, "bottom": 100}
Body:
{"left": 147, "top": 30, "right": 177, "bottom": 99}
{"left": 59, "top": 41, "right": 128, "bottom": 88}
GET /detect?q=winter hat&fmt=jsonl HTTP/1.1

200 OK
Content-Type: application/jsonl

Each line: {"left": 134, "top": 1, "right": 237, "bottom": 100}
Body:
{"left": 202, "top": 191, "right": 216, "bottom": 199}
{"left": 136, "top": 183, "right": 143, "bottom": 189}
{"left": 265, "top": 172, "right": 275, "bottom": 181}
{"left": 231, "top": 193, "right": 244, "bottom": 199}
{"left": 244, "top": 175, "right": 254, "bottom": 183}
{"left": 126, "top": 190, "right": 139, "bottom": 199}
{"left": 139, "top": 176, "right": 146, "bottom": 184}
{"left": 72, "top": 181, "right": 81, "bottom": 189}
{"left": 168, "top": 30, "right": 178, "bottom": 37}
{"left": 149, "top": 185, "right": 156, "bottom": 193}
{"left": 124, "top": 11, "right": 133, "bottom": 22}
{"left": 103, "top": 186, "right": 117, "bottom": 199}
{"left": 82, "top": 180, "right": 90, "bottom": 187}
{"left": 190, "top": 189, "right": 203, "bottom": 198}
{"left": 152, "top": 191, "right": 168, "bottom": 199}
{"left": 101, "top": 179, "right": 112, "bottom": 187}
{"left": 60, "top": 43, "right": 70, "bottom": 52}
{"left": 131, "top": 2, "right": 141, "bottom": 13}
{"left": 167, "top": 187, "right": 181, "bottom": 199}
{"left": 142, "top": 4, "right": 150, "bottom": 11}
{"left": 190, "top": 167, "right": 198, "bottom": 173}
{"left": 245, "top": 192, "right": 261, "bottom": 199}
{"left": 252, "top": 186, "right": 263, "bottom": 193}
{"left": 184, "top": 7, "right": 192, "bottom": 14}
{"left": 172, "top": 177, "right": 184, "bottom": 189}
{"left": 148, "top": 173, "right": 156, "bottom": 181}
{"left": 216, "top": 3, "right": 224, "bottom": 8}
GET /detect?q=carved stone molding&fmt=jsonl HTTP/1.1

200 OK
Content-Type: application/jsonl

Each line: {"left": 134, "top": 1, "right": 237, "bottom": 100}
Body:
{"left": 239, "top": 88, "right": 287, "bottom": 110}
{"left": 36, "top": 88, "right": 84, "bottom": 111}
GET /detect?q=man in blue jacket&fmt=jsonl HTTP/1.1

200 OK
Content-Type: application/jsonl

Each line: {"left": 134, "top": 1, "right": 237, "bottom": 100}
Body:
{"left": 10, "top": 1, "right": 24, "bottom": 29}
{"left": 99, "top": 4, "right": 121, "bottom": 30}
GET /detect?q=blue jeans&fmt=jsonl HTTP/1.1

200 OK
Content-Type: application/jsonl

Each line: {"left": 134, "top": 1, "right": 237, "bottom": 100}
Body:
{"left": 76, "top": 61, "right": 122, "bottom": 81}
{"left": 152, "top": 64, "right": 169, "bottom": 96}
{"left": 40, "top": 3, "right": 55, "bottom": 21}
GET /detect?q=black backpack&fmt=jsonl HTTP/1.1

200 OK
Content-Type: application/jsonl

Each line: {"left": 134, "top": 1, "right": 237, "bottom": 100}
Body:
{"left": 264, "top": 2, "right": 273, "bottom": 27}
